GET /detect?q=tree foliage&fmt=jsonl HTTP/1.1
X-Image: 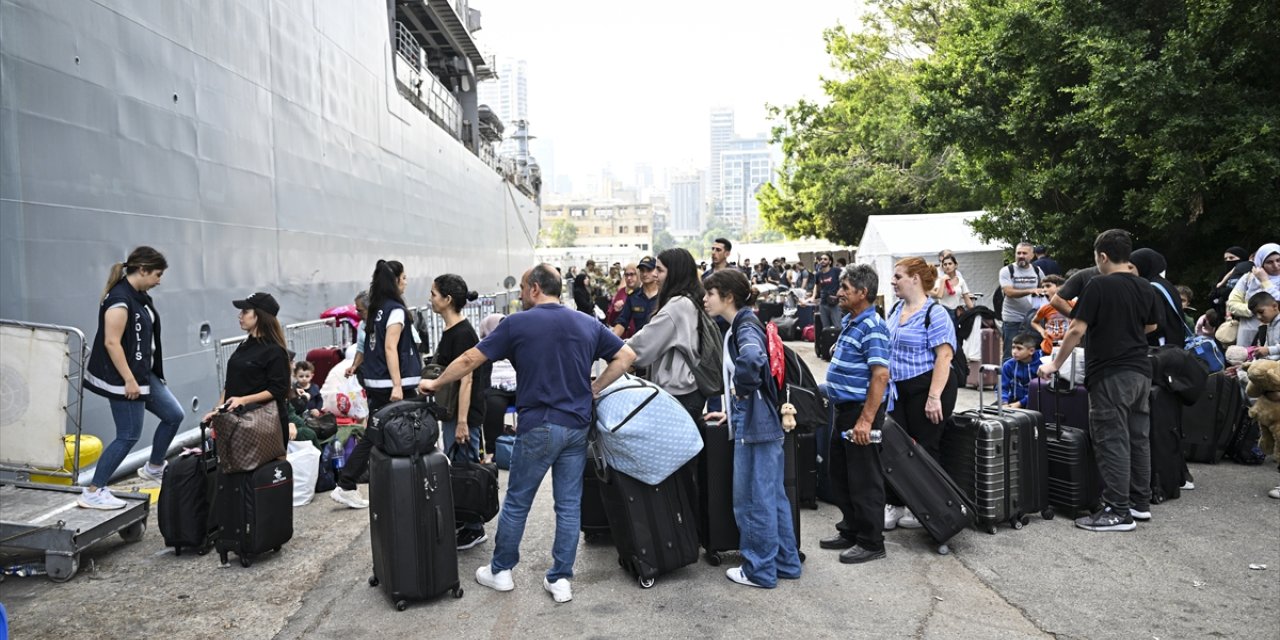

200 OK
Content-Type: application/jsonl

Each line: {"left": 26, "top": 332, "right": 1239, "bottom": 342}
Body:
{"left": 914, "top": 0, "right": 1280, "bottom": 286}
{"left": 760, "top": 0, "right": 983, "bottom": 245}
{"left": 543, "top": 219, "right": 578, "bottom": 248}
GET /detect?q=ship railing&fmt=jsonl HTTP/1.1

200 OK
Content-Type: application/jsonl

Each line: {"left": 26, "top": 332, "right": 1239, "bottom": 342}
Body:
{"left": 214, "top": 319, "right": 354, "bottom": 387}
{"left": 394, "top": 21, "right": 423, "bottom": 72}
{"left": 392, "top": 22, "right": 462, "bottom": 139}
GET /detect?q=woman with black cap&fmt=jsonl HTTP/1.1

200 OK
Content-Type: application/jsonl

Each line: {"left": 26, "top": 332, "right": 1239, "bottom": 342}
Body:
{"left": 202, "top": 291, "right": 291, "bottom": 449}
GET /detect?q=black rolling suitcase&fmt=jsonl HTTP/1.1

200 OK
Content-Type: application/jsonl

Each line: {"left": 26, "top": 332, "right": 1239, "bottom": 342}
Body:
{"left": 878, "top": 416, "right": 975, "bottom": 554}
{"left": 158, "top": 445, "right": 218, "bottom": 556}
{"left": 1181, "top": 371, "right": 1243, "bottom": 463}
{"left": 368, "top": 447, "right": 462, "bottom": 610}
{"left": 1035, "top": 381, "right": 1103, "bottom": 516}
{"left": 214, "top": 459, "right": 293, "bottom": 568}
{"left": 794, "top": 429, "right": 818, "bottom": 509}
{"left": 581, "top": 441, "right": 611, "bottom": 539}
{"left": 597, "top": 462, "right": 700, "bottom": 588}
{"left": 817, "top": 327, "right": 839, "bottom": 361}
{"left": 1148, "top": 386, "right": 1184, "bottom": 504}
{"left": 774, "top": 316, "right": 801, "bottom": 341}
{"left": 943, "top": 364, "right": 1053, "bottom": 534}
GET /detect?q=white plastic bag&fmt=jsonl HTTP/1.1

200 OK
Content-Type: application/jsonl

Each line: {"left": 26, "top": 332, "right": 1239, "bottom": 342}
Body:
{"left": 1044, "top": 348, "right": 1086, "bottom": 387}
{"left": 286, "top": 441, "right": 321, "bottom": 507}
{"left": 321, "top": 358, "right": 368, "bottom": 419}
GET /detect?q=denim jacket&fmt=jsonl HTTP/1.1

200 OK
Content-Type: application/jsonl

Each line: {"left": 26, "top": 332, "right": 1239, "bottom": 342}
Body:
{"left": 726, "top": 309, "right": 782, "bottom": 444}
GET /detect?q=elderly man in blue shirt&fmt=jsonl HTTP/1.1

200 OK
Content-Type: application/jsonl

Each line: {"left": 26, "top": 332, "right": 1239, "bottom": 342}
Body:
{"left": 819, "top": 264, "right": 892, "bottom": 564}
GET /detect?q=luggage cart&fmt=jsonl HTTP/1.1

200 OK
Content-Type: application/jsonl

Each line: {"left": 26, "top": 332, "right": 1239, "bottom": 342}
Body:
{"left": 0, "top": 320, "right": 150, "bottom": 582}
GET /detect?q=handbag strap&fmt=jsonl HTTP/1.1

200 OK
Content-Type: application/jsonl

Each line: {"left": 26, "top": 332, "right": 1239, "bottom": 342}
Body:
{"left": 594, "top": 380, "right": 661, "bottom": 433}
{"left": 1149, "top": 282, "right": 1194, "bottom": 342}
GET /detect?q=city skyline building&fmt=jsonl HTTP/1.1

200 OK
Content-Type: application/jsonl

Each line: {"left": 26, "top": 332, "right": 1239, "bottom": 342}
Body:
{"left": 719, "top": 136, "right": 774, "bottom": 232}
{"left": 478, "top": 58, "right": 528, "bottom": 157}
{"left": 708, "top": 107, "right": 735, "bottom": 202}
{"left": 669, "top": 170, "right": 704, "bottom": 235}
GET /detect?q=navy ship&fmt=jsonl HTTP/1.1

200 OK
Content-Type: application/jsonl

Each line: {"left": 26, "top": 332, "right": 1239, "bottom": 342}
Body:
{"left": 0, "top": 0, "right": 540, "bottom": 477}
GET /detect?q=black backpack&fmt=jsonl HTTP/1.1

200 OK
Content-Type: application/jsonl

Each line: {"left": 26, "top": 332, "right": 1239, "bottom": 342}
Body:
{"left": 366, "top": 398, "right": 440, "bottom": 456}
{"left": 992, "top": 264, "right": 1044, "bottom": 316}
{"left": 690, "top": 296, "right": 724, "bottom": 397}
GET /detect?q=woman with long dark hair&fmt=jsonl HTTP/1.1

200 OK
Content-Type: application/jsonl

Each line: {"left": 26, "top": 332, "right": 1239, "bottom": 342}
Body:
{"left": 883, "top": 257, "right": 958, "bottom": 531}
{"left": 80, "top": 246, "right": 185, "bottom": 510}
{"left": 331, "top": 260, "right": 423, "bottom": 509}
{"left": 425, "top": 273, "right": 491, "bottom": 549}
{"left": 200, "top": 292, "right": 291, "bottom": 448}
{"left": 626, "top": 248, "right": 708, "bottom": 422}
{"left": 701, "top": 269, "right": 802, "bottom": 589}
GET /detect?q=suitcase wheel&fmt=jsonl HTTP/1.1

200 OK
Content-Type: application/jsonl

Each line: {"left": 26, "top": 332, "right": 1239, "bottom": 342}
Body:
{"left": 239, "top": 556, "right": 252, "bottom": 568}
{"left": 985, "top": 524, "right": 998, "bottom": 535}
{"left": 219, "top": 551, "right": 230, "bottom": 567}
{"left": 395, "top": 600, "right": 407, "bottom": 612}
{"left": 705, "top": 551, "right": 722, "bottom": 567}
{"left": 799, "top": 551, "right": 806, "bottom": 564}
{"left": 369, "top": 575, "right": 380, "bottom": 587}
{"left": 174, "top": 546, "right": 183, "bottom": 557}
{"left": 273, "top": 546, "right": 282, "bottom": 553}
{"left": 119, "top": 521, "right": 146, "bottom": 543}
{"left": 1041, "top": 507, "right": 1055, "bottom": 521}
{"left": 936, "top": 544, "right": 951, "bottom": 556}
{"left": 638, "top": 576, "right": 655, "bottom": 589}
{"left": 452, "top": 585, "right": 464, "bottom": 599}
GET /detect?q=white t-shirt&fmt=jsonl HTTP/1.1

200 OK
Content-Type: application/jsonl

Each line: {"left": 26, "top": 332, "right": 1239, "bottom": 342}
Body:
{"left": 936, "top": 272, "right": 971, "bottom": 310}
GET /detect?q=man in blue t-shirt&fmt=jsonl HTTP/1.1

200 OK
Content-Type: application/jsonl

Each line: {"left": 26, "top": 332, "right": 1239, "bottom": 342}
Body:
{"left": 812, "top": 253, "right": 842, "bottom": 331}
{"left": 821, "top": 264, "right": 891, "bottom": 564}
{"left": 422, "top": 263, "right": 635, "bottom": 604}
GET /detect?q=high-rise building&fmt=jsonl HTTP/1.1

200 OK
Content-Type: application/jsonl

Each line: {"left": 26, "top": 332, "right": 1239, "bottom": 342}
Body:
{"left": 720, "top": 137, "right": 774, "bottom": 232}
{"left": 669, "top": 171, "right": 704, "bottom": 235}
{"left": 478, "top": 59, "right": 528, "bottom": 156}
{"left": 708, "top": 108, "right": 735, "bottom": 200}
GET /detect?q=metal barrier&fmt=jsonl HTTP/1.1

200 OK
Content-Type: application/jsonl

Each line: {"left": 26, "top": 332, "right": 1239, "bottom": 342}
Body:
{"left": 214, "top": 319, "right": 354, "bottom": 386}
{"left": 0, "top": 320, "right": 87, "bottom": 480}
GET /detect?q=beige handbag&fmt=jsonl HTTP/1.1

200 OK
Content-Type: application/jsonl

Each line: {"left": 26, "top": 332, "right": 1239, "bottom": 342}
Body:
{"left": 213, "top": 402, "right": 286, "bottom": 473}
{"left": 1214, "top": 319, "right": 1239, "bottom": 345}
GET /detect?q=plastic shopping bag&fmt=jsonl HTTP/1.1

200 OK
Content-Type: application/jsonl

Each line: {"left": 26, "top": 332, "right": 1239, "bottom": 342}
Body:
{"left": 321, "top": 358, "right": 368, "bottom": 419}
{"left": 286, "top": 441, "right": 321, "bottom": 507}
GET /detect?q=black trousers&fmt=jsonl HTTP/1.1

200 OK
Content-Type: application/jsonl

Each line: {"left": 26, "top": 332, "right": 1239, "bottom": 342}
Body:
{"left": 337, "top": 387, "right": 417, "bottom": 491}
{"left": 887, "top": 369, "right": 957, "bottom": 507}
{"left": 482, "top": 388, "right": 516, "bottom": 455}
{"left": 830, "top": 402, "right": 887, "bottom": 551}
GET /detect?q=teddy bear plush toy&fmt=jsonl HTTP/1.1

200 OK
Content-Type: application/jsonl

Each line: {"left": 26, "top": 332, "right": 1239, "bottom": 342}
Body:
{"left": 1243, "top": 359, "right": 1280, "bottom": 461}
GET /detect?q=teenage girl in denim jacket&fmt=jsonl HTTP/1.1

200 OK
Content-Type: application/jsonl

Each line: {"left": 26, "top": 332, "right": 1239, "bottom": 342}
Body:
{"left": 702, "top": 269, "right": 802, "bottom": 588}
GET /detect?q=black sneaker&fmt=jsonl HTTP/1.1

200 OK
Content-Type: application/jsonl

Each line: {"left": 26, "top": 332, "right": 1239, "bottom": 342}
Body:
{"left": 819, "top": 534, "right": 856, "bottom": 550}
{"left": 1074, "top": 505, "right": 1136, "bottom": 532}
{"left": 839, "top": 545, "right": 886, "bottom": 564}
{"left": 456, "top": 528, "right": 488, "bottom": 550}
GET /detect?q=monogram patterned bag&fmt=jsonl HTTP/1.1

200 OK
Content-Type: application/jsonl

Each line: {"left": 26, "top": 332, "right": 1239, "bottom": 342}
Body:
{"left": 213, "top": 402, "right": 286, "bottom": 473}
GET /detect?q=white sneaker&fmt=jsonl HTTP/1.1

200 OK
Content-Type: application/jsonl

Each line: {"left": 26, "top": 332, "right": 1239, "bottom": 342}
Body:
{"left": 543, "top": 577, "right": 572, "bottom": 603}
{"left": 330, "top": 487, "right": 368, "bottom": 509}
{"left": 476, "top": 565, "right": 515, "bottom": 592}
{"left": 1129, "top": 507, "right": 1152, "bottom": 521}
{"left": 725, "top": 567, "right": 765, "bottom": 588}
{"left": 1181, "top": 480, "right": 1196, "bottom": 490}
{"left": 1268, "top": 486, "right": 1280, "bottom": 500}
{"left": 897, "top": 508, "right": 923, "bottom": 529}
{"left": 883, "top": 504, "right": 903, "bottom": 530}
{"left": 77, "top": 487, "right": 126, "bottom": 510}
{"left": 136, "top": 462, "right": 167, "bottom": 483}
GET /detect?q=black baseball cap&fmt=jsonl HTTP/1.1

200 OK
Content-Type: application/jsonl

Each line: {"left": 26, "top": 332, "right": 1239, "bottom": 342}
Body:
{"left": 637, "top": 256, "right": 657, "bottom": 271}
{"left": 233, "top": 292, "right": 280, "bottom": 317}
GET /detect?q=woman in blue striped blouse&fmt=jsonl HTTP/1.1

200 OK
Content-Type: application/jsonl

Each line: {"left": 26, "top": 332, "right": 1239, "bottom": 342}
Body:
{"left": 884, "top": 256, "right": 959, "bottom": 531}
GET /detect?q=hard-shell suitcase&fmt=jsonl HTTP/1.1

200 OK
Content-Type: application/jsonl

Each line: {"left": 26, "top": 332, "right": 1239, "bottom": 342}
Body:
{"left": 1181, "top": 371, "right": 1243, "bottom": 463}
{"left": 158, "top": 447, "right": 218, "bottom": 555}
{"left": 795, "top": 429, "right": 818, "bottom": 509}
{"left": 878, "top": 416, "right": 975, "bottom": 554}
{"left": 1034, "top": 382, "right": 1102, "bottom": 516}
{"left": 817, "top": 327, "right": 839, "bottom": 361}
{"left": 598, "top": 463, "right": 700, "bottom": 588}
{"left": 1148, "top": 386, "right": 1184, "bottom": 504}
{"left": 697, "top": 422, "right": 805, "bottom": 566}
{"left": 368, "top": 448, "right": 462, "bottom": 610}
{"left": 214, "top": 459, "right": 293, "bottom": 568}
{"left": 942, "top": 365, "right": 1053, "bottom": 534}
{"left": 1027, "top": 377, "right": 1090, "bottom": 431}
{"left": 964, "top": 328, "right": 1002, "bottom": 389}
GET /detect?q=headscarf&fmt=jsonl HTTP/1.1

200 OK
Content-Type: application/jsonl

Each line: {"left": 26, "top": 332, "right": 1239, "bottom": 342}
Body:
{"left": 1225, "top": 246, "right": 1249, "bottom": 261}
{"left": 1131, "top": 248, "right": 1184, "bottom": 346}
{"left": 478, "top": 313, "right": 503, "bottom": 339}
{"left": 1253, "top": 243, "right": 1279, "bottom": 270}
{"left": 1239, "top": 242, "right": 1280, "bottom": 299}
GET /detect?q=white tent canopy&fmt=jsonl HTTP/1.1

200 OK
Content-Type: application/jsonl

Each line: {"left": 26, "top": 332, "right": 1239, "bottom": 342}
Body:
{"left": 856, "top": 211, "right": 1007, "bottom": 305}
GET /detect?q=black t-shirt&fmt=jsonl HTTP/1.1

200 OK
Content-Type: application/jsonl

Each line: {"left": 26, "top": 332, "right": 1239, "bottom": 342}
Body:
{"left": 1146, "top": 278, "right": 1188, "bottom": 348}
{"left": 224, "top": 336, "right": 291, "bottom": 436}
{"left": 436, "top": 319, "right": 491, "bottom": 426}
{"left": 1074, "top": 272, "right": 1159, "bottom": 386}
{"left": 1059, "top": 266, "right": 1100, "bottom": 304}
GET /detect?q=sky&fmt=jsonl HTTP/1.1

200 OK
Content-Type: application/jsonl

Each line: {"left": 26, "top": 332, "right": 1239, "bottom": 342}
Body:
{"left": 473, "top": 0, "right": 870, "bottom": 188}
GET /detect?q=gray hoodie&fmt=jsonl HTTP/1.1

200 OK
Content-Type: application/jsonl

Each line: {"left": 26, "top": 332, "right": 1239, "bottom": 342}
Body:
{"left": 627, "top": 296, "right": 699, "bottom": 395}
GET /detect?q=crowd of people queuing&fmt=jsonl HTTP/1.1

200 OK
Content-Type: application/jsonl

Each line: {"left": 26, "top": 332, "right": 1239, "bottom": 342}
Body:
{"left": 79, "top": 232, "right": 1279, "bottom": 601}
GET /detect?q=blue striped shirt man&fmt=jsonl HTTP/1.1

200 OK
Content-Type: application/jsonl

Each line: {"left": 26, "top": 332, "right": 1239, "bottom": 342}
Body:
{"left": 827, "top": 307, "right": 891, "bottom": 403}
{"left": 886, "top": 301, "right": 957, "bottom": 382}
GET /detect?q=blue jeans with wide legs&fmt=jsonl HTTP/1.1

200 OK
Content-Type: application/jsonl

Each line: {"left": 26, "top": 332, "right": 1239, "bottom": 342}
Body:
{"left": 446, "top": 420, "right": 486, "bottom": 535}
{"left": 490, "top": 422, "right": 586, "bottom": 582}
{"left": 733, "top": 436, "right": 802, "bottom": 587}
{"left": 91, "top": 373, "right": 185, "bottom": 488}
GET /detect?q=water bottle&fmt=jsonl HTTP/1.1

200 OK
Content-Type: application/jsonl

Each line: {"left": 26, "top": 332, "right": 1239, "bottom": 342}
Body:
{"left": 332, "top": 441, "right": 346, "bottom": 470}
{"left": 3, "top": 563, "right": 46, "bottom": 577}
{"left": 842, "top": 429, "right": 882, "bottom": 444}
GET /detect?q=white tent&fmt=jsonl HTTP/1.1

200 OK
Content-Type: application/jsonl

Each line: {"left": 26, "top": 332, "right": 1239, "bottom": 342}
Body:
{"left": 856, "top": 211, "right": 1006, "bottom": 305}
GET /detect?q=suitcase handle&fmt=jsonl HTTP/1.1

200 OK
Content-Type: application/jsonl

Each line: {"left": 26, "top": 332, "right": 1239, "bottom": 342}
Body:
{"left": 977, "top": 364, "right": 1002, "bottom": 416}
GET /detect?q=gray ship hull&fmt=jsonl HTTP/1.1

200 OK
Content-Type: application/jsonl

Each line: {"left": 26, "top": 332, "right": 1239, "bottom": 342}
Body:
{"left": 0, "top": 0, "right": 539, "bottom": 478}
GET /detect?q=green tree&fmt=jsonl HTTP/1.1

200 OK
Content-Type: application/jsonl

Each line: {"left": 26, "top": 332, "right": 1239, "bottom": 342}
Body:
{"left": 652, "top": 229, "right": 678, "bottom": 255}
{"left": 760, "top": 0, "right": 983, "bottom": 245}
{"left": 915, "top": 0, "right": 1280, "bottom": 287}
{"left": 542, "top": 219, "right": 578, "bottom": 248}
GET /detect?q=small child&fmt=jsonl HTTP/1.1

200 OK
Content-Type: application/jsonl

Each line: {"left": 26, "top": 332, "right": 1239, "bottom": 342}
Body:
{"left": 1176, "top": 284, "right": 1198, "bottom": 329}
{"left": 292, "top": 361, "right": 323, "bottom": 417}
{"left": 1248, "top": 292, "right": 1279, "bottom": 361}
{"left": 1030, "top": 275, "right": 1072, "bottom": 355}
{"left": 1001, "top": 333, "right": 1043, "bottom": 409}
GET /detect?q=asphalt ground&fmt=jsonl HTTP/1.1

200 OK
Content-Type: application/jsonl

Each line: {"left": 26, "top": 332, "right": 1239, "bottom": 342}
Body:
{"left": 2, "top": 343, "right": 1277, "bottom": 640}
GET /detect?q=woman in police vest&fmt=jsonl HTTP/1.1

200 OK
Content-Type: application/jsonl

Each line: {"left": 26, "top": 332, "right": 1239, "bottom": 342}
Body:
{"left": 80, "top": 247, "right": 185, "bottom": 510}
{"left": 331, "top": 259, "right": 423, "bottom": 509}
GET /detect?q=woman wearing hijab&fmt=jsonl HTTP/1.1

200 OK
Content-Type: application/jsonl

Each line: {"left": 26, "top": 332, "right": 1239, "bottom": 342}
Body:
{"left": 1211, "top": 246, "right": 1253, "bottom": 316}
{"left": 1130, "top": 248, "right": 1186, "bottom": 348}
{"left": 1226, "top": 243, "right": 1280, "bottom": 347}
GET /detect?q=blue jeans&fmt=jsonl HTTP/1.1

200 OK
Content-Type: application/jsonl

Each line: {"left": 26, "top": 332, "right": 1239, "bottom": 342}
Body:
{"left": 446, "top": 419, "right": 485, "bottom": 534}
{"left": 818, "top": 302, "right": 842, "bottom": 333}
{"left": 1001, "top": 319, "right": 1025, "bottom": 361}
{"left": 490, "top": 422, "right": 587, "bottom": 582}
{"left": 733, "top": 436, "right": 802, "bottom": 587}
{"left": 91, "top": 373, "right": 184, "bottom": 488}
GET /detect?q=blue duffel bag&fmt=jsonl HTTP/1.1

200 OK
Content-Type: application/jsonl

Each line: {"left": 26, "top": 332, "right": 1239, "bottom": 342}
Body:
{"left": 593, "top": 374, "right": 703, "bottom": 485}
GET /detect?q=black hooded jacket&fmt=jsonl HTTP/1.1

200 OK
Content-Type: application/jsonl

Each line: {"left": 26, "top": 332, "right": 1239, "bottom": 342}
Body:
{"left": 1131, "top": 249, "right": 1188, "bottom": 348}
